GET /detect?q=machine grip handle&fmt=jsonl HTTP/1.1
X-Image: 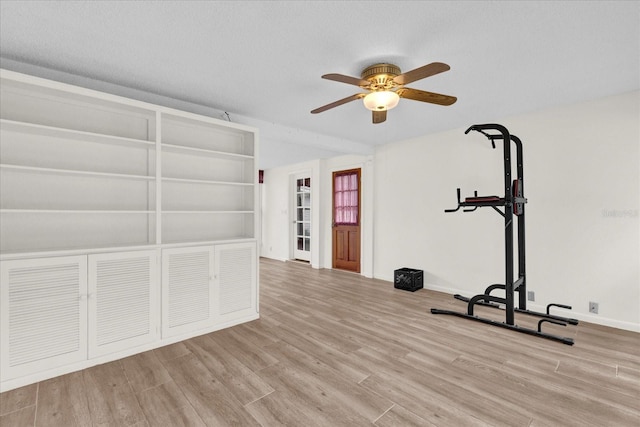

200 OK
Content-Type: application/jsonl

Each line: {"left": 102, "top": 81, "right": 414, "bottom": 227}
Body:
{"left": 444, "top": 188, "right": 462, "bottom": 213}
{"left": 547, "top": 303, "right": 572, "bottom": 314}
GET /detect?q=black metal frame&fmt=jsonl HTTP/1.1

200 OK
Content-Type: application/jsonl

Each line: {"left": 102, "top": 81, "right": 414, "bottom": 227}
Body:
{"left": 431, "top": 124, "right": 578, "bottom": 345}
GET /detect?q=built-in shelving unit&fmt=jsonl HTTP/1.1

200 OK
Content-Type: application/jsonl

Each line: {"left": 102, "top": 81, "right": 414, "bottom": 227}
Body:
{"left": 160, "top": 112, "right": 256, "bottom": 245}
{"left": 0, "top": 75, "right": 158, "bottom": 254}
{"left": 0, "top": 68, "right": 259, "bottom": 392}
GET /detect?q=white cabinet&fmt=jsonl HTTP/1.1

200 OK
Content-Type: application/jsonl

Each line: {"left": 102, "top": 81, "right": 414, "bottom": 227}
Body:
{"left": 0, "top": 250, "right": 159, "bottom": 382}
{"left": 0, "top": 256, "right": 88, "bottom": 381}
{"left": 215, "top": 242, "right": 258, "bottom": 325}
{"left": 88, "top": 250, "right": 159, "bottom": 358}
{"left": 161, "top": 242, "right": 258, "bottom": 337}
{"left": 0, "top": 69, "right": 259, "bottom": 392}
{"left": 161, "top": 246, "right": 215, "bottom": 338}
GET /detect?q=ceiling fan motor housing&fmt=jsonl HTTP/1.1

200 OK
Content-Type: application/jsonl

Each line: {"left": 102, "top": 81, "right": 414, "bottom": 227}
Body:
{"left": 361, "top": 63, "right": 401, "bottom": 90}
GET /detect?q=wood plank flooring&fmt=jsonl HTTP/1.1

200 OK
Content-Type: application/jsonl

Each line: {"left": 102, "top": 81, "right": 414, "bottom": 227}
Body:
{"left": 1, "top": 258, "right": 639, "bottom": 426}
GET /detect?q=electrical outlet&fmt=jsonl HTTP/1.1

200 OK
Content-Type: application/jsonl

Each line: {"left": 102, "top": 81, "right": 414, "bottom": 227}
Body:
{"left": 527, "top": 291, "right": 535, "bottom": 302}
{"left": 589, "top": 301, "right": 599, "bottom": 314}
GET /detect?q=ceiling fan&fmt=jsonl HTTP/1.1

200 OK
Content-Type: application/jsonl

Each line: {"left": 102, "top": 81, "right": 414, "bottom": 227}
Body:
{"left": 311, "top": 62, "right": 457, "bottom": 124}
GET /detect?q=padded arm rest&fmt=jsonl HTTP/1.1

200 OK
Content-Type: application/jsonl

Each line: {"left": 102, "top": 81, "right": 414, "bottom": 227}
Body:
{"left": 464, "top": 196, "right": 500, "bottom": 203}
{"left": 461, "top": 196, "right": 506, "bottom": 208}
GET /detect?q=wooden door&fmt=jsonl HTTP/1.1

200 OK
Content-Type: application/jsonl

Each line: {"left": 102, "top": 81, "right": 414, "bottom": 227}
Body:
{"left": 332, "top": 168, "right": 361, "bottom": 273}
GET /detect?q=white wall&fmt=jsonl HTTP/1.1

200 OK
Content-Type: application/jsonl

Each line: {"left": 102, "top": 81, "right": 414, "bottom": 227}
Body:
{"left": 374, "top": 91, "right": 639, "bottom": 331}
{"left": 261, "top": 154, "right": 374, "bottom": 277}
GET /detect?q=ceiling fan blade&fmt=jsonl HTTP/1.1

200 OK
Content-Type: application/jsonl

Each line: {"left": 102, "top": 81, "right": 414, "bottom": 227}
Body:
{"left": 393, "top": 62, "right": 450, "bottom": 85}
{"left": 372, "top": 110, "right": 387, "bottom": 124}
{"left": 397, "top": 88, "right": 457, "bottom": 106}
{"left": 311, "top": 93, "right": 366, "bottom": 114}
{"left": 322, "top": 73, "right": 371, "bottom": 87}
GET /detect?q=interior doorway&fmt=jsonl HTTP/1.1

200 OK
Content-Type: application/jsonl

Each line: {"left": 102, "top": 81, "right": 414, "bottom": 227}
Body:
{"left": 292, "top": 174, "right": 311, "bottom": 262}
{"left": 332, "top": 168, "right": 361, "bottom": 273}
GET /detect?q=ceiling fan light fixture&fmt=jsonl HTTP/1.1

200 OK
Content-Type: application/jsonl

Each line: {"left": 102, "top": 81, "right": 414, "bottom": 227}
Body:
{"left": 363, "top": 90, "right": 400, "bottom": 111}
{"left": 312, "top": 61, "right": 455, "bottom": 123}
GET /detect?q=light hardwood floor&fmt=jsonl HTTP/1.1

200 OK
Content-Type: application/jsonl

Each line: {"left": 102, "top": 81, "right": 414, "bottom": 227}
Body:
{"left": 1, "top": 258, "right": 639, "bottom": 426}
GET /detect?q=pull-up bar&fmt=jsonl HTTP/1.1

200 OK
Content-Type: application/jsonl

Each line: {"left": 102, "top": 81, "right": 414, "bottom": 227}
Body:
{"left": 431, "top": 123, "right": 578, "bottom": 345}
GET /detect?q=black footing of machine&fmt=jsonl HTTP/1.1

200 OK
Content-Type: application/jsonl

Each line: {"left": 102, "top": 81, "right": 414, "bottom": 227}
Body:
{"left": 431, "top": 123, "right": 578, "bottom": 345}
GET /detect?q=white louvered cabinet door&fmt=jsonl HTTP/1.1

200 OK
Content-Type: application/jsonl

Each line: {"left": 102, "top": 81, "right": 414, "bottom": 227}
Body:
{"left": 214, "top": 242, "right": 257, "bottom": 325}
{"left": 161, "top": 246, "right": 214, "bottom": 338}
{"left": 0, "top": 256, "right": 88, "bottom": 382}
{"left": 88, "top": 250, "right": 159, "bottom": 359}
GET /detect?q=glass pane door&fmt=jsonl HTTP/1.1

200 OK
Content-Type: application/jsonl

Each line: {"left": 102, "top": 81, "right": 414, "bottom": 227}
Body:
{"left": 294, "top": 176, "right": 311, "bottom": 261}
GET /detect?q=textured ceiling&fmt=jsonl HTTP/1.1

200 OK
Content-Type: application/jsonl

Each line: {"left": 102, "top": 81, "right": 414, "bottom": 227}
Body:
{"left": 1, "top": 1, "right": 638, "bottom": 168}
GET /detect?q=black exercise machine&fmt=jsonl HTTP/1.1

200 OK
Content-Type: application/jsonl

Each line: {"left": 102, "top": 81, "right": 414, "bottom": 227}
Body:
{"left": 431, "top": 123, "right": 578, "bottom": 345}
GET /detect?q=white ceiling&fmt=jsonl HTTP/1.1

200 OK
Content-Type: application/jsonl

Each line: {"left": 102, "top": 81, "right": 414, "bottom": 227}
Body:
{"left": 1, "top": 1, "right": 638, "bottom": 169}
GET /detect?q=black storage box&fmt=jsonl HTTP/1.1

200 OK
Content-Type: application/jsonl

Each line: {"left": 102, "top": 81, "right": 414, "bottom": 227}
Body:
{"left": 394, "top": 268, "right": 423, "bottom": 292}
